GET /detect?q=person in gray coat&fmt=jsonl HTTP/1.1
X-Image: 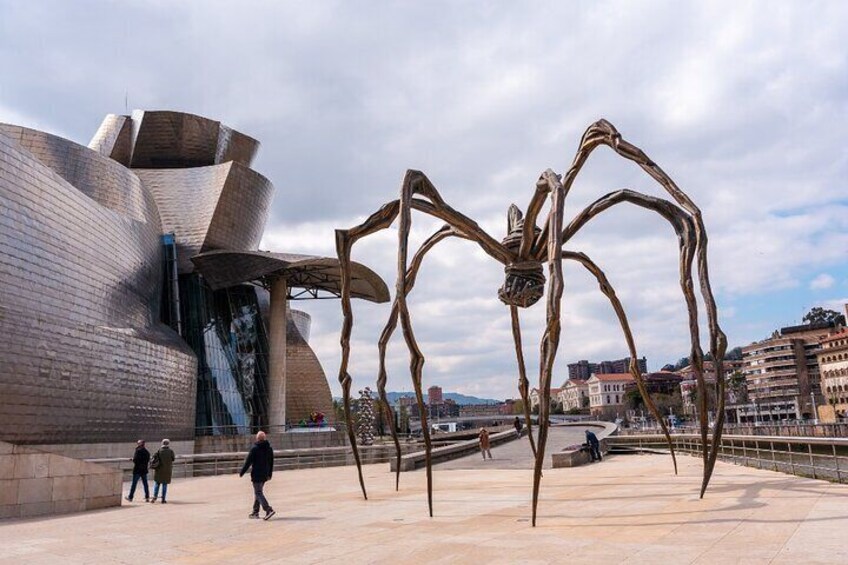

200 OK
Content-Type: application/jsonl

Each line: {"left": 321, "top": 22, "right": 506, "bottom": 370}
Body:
{"left": 150, "top": 439, "right": 175, "bottom": 503}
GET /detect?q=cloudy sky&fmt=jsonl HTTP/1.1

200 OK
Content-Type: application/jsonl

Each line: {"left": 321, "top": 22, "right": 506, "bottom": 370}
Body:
{"left": 2, "top": 1, "right": 846, "bottom": 400}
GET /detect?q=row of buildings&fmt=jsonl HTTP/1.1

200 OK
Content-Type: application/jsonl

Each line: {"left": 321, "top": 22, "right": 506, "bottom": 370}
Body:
{"left": 740, "top": 313, "right": 848, "bottom": 423}
{"left": 528, "top": 310, "right": 848, "bottom": 424}
{"left": 531, "top": 369, "right": 684, "bottom": 418}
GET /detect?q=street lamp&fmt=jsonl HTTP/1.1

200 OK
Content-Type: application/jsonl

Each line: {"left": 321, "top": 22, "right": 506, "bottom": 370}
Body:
{"left": 810, "top": 392, "right": 818, "bottom": 425}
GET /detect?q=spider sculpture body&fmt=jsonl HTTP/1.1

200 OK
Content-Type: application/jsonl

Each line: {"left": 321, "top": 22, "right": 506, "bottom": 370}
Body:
{"left": 336, "top": 120, "right": 727, "bottom": 526}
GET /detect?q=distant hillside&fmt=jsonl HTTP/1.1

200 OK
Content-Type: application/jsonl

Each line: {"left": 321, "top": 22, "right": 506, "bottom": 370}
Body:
{"left": 384, "top": 391, "right": 501, "bottom": 405}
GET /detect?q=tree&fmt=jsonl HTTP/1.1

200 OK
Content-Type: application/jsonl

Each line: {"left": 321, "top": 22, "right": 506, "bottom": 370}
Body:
{"left": 728, "top": 370, "right": 748, "bottom": 404}
{"left": 673, "top": 356, "right": 690, "bottom": 370}
{"left": 654, "top": 391, "right": 683, "bottom": 416}
{"left": 725, "top": 346, "right": 743, "bottom": 361}
{"left": 803, "top": 307, "right": 845, "bottom": 326}
{"left": 332, "top": 399, "right": 345, "bottom": 423}
{"left": 373, "top": 398, "right": 388, "bottom": 437}
{"left": 624, "top": 389, "right": 643, "bottom": 411}
{"left": 399, "top": 404, "right": 410, "bottom": 435}
{"left": 512, "top": 398, "right": 525, "bottom": 416}
{"left": 551, "top": 399, "right": 564, "bottom": 415}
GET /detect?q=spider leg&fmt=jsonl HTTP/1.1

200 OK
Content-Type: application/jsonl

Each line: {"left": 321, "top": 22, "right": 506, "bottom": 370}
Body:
{"left": 561, "top": 188, "right": 718, "bottom": 493}
{"left": 337, "top": 170, "right": 513, "bottom": 505}
{"left": 378, "top": 225, "right": 460, "bottom": 491}
{"left": 559, "top": 120, "right": 728, "bottom": 495}
{"left": 337, "top": 202, "right": 401, "bottom": 500}
{"left": 532, "top": 170, "right": 565, "bottom": 527}
{"left": 510, "top": 306, "right": 537, "bottom": 457}
{"left": 394, "top": 173, "right": 438, "bottom": 517}
{"left": 516, "top": 178, "right": 551, "bottom": 259}
{"left": 561, "top": 250, "right": 678, "bottom": 475}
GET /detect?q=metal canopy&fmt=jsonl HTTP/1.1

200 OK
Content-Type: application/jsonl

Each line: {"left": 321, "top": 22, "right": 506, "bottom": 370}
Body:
{"left": 191, "top": 249, "right": 389, "bottom": 303}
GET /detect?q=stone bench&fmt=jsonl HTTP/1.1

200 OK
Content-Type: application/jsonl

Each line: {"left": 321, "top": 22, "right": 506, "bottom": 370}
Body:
{"left": 551, "top": 440, "right": 608, "bottom": 468}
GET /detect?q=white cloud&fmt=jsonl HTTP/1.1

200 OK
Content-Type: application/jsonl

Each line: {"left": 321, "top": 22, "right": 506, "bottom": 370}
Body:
{"left": 810, "top": 273, "right": 836, "bottom": 290}
{"left": 2, "top": 0, "right": 846, "bottom": 399}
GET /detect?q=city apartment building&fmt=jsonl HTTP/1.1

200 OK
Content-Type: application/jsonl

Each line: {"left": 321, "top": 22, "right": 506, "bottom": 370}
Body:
{"left": 568, "top": 357, "right": 647, "bottom": 381}
{"left": 742, "top": 322, "right": 839, "bottom": 421}
{"left": 529, "top": 387, "right": 564, "bottom": 410}
{"left": 587, "top": 373, "right": 634, "bottom": 416}
{"left": 560, "top": 379, "right": 590, "bottom": 411}
{"left": 679, "top": 359, "right": 746, "bottom": 417}
{"left": 428, "top": 385, "right": 443, "bottom": 403}
{"left": 816, "top": 329, "right": 848, "bottom": 421}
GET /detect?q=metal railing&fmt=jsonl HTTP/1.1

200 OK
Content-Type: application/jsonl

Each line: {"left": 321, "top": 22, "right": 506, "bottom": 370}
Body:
{"left": 89, "top": 444, "right": 416, "bottom": 482}
{"left": 608, "top": 433, "right": 848, "bottom": 483}
{"left": 617, "top": 421, "right": 848, "bottom": 438}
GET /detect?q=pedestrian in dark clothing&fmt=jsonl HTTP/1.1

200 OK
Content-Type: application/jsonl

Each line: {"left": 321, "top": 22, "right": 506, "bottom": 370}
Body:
{"left": 240, "top": 431, "right": 275, "bottom": 520}
{"left": 513, "top": 416, "right": 523, "bottom": 436}
{"left": 126, "top": 440, "right": 150, "bottom": 502}
{"left": 150, "top": 439, "right": 175, "bottom": 503}
{"left": 585, "top": 429, "right": 602, "bottom": 462}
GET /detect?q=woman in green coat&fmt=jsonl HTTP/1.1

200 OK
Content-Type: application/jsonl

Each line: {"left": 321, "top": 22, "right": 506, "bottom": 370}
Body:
{"left": 150, "top": 439, "right": 175, "bottom": 503}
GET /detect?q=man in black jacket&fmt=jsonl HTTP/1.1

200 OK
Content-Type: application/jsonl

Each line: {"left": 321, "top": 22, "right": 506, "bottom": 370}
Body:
{"left": 239, "top": 430, "right": 275, "bottom": 520}
{"left": 126, "top": 440, "right": 150, "bottom": 502}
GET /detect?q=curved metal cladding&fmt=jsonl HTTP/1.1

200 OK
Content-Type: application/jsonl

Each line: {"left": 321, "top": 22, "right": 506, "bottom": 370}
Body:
{"left": 92, "top": 110, "right": 276, "bottom": 434}
{"left": 127, "top": 110, "right": 259, "bottom": 169}
{"left": 0, "top": 126, "right": 197, "bottom": 445}
{"left": 289, "top": 309, "right": 312, "bottom": 342}
{"left": 285, "top": 310, "right": 334, "bottom": 423}
{"left": 134, "top": 163, "right": 273, "bottom": 273}
{"left": 90, "top": 110, "right": 272, "bottom": 274}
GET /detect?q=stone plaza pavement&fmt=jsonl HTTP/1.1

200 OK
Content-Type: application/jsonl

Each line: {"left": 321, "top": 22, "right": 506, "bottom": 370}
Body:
{"left": 1, "top": 450, "right": 847, "bottom": 564}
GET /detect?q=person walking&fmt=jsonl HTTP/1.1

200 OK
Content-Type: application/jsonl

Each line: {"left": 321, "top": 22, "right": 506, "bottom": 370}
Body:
{"left": 478, "top": 427, "right": 493, "bottom": 460}
{"left": 239, "top": 431, "right": 275, "bottom": 520}
{"left": 513, "top": 416, "right": 523, "bottom": 436}
{"left": 585, "top": 429, "right": 602, "bottom": 462}
{"left": 150, "top": 439, "right": 175, "bottom": 503}
{"left": 125, "top": 440, "right": 150, "bottom": 502}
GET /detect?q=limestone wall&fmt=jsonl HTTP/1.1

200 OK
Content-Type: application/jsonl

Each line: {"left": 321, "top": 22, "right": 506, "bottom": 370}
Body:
{"left": 0, "top": 440, "right": 121, "bottom": 519}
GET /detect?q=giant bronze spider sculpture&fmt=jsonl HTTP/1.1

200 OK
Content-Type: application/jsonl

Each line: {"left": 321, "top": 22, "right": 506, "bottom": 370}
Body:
{"left": 336, "top": 120, "right": 727, "bottom": 526}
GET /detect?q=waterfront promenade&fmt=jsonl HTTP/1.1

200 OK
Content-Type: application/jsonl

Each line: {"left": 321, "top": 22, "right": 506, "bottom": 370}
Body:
{"left": 1, "top": 447, "right": 846, "bottom": 564}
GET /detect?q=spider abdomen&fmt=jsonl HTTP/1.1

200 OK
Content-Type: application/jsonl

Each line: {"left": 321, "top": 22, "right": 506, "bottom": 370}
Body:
{"left": 498, "top": 261, "right": 545, "bottom": 308}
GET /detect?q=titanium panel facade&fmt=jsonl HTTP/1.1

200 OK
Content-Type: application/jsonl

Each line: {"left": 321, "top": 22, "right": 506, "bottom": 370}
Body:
{"left": 1, "top": 108, "right": 385, "bottom": 445}
{"left": 0, "top": 126, "right": 197, "bottom": 445}
{"left": 286, "top": 312, "right": 334, "bottom": 423}
{"left": 134, "top": 164, "right": 273, "bottom": 273}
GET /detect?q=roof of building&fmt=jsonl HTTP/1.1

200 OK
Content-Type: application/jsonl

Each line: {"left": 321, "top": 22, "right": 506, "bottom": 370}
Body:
{"left": 191, "top": 249, "right": 389, "bottom": 303}
{"left": 530, "top": 388, "right": 564, "bottom": 395}
{"left": 562, "top": 378, "right": 590, "bottom": 388}
{"left": 589, "top": 373, "right": 635, "bottom": 382}
{"left": 643, "top": 371, "right": 684, "bottom": 382}
{"left": 781, "top": 321, "right": 837, "bottom": 336}
{"left": 820, "top": 328, "right": 848, "bottom": 344}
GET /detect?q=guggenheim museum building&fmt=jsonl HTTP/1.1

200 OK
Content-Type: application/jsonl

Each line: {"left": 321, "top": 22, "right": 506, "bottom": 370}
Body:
{"left": 0, "top": 110, "right": 387, "bottom": 454}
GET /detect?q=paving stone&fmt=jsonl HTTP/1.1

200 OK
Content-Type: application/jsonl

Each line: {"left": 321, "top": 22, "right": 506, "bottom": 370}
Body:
{"left": 0, "top": 452, "right": 845, "bottom": 564}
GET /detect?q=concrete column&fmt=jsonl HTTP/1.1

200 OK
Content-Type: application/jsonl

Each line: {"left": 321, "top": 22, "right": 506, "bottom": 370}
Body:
{"left": 267, "top": 277, "right": 288, "bottom": 430}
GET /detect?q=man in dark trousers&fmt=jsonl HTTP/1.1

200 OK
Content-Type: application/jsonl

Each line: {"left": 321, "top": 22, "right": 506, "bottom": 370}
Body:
{"left": 239, "top": 430, "right": 275, "bottom": 520}
{"left": 513, "top": 416, "right": 523, "bottom": 436}
{"left": 585, "top": 429, "right": 602, "bottom": 462}
{"left": 126, "top": 440, "right": 151, "bottom": 502}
